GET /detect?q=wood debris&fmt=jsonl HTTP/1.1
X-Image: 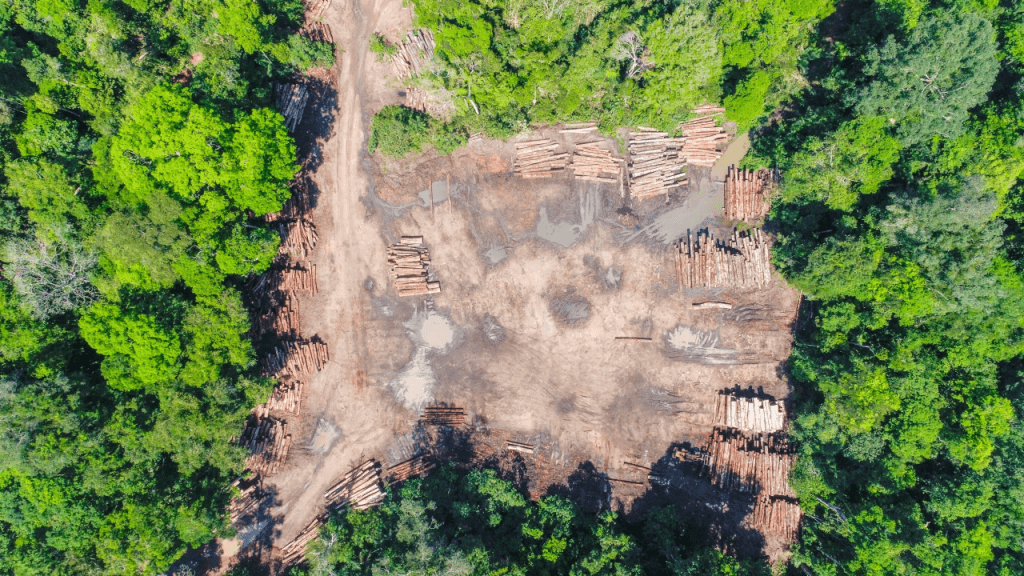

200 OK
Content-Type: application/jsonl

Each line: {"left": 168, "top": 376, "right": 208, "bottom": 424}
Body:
{"left": 280, "top": 514, "right": 326, "bottom": 567}
{"left": 675, "top": 228, "right": 772, "bottom": 289}
{"left": 679, "top": 113, "right": 728, "bottom": 167}
{"left": 324, "top": 460, "right": 385, "bottom": 511}
{"left": 388, "top": 237, "right": 440, "bottom": 297}
{"left": 570, "top": 141, "right": 622, "bottom": 184}
{"left": 236, "top": 417, "right": 291, "bottom": 477}
{"left": 725, "top": 166, "right": 779, "bottom": 222}
{"left": 253, "top": 380, "right": 306, "bottom": 418}
{"left": 278, "top": 219, "right": 319, "bottom": 259}
{"left": 278, "top": 263, "right": 318, "bottom": 293}
{"left": 626, "top": 130, "right": 687, "bottom": 200}
{"left": 713, "top": 392, "right": 785, "bottom": 433}
{"left": 420, "top": 404, "right": 465, "bottom": 426}
{"left": 274, "top": 83, "right": 309, "bottom": 132}
{"left": 301, "top": 21, "right": 333, "bottom": 44}
{"left": 305, "top": 0, "right": 332, "bottom": 19}
{"left": 514, "top": 139, "right": 568, "bottom": 179}
{"left": 700, "top": 429, "right": 795, "bottom": 497}
{"left": 387, "top": 455, "right": 436, "bottom": 483}
{"left": 263, "top": 340, "right": 329, "bottom": 377}
{"left": 391, "top": 29, "right": 435, "bottom": 79}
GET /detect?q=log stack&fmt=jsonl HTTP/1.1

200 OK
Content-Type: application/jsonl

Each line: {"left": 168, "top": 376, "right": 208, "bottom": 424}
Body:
{"left": 679, "top": 113, "right": 728, "bottom": 167}
{"left": 420, "top": 404, "right": 465, "bottom": 426}
{"left": 388, "top": 237, "right": 441, "bottom": 297}
{"left": 263, "top": 179, "right": 314, "bottom": 223}
{"left": 274, "top": 83, "right": 309, "bottom": 132}
{"left": 713, "top": 393, "right": 785, "bottom": 433}
{"left": 278, "top": 264, "right": 318, "bottom": 293}
{"left": 391, "top": 29, "right": 436, "bottom": 80}
{"left": 676, "top": 228, "right": 772, "bottom": 289}
{"left": 253, "top": 380, "right": 306, "bottom": 418}
{"left": 560, "top": 122, "right": 598, "bottom": 134}
{"left": 507, "top": 440, "right": 535, "bottom": 454}
{"left": 700, "top": 429, "right": 795, "bottom": 496}
{"left": 752, "top": 495, "right": 801, "bottom": 541}
{"left": 280, "top": 514, "right": 326, "bottom": 567}
{"left": 626, "top": 130, "right": 688, "bottom": 200}
{"left": 724, "top": 167, "right": 778, "bottom": 222}
{"left": 301, "top": 21, "right": 333, "bottom": 44}
{"left": 305, "top": 0, "right": 332, "bottom": 19}
{"left": 514, "top": 139, "right": 568, "bottom": 179}
{"left": 237, "top": 417, "right": 292, "bottom": 477}
{"left": 387, "top": 455, "right": 436, "bottom": 483}
{"left": 263, "top": 340, "right": 329, "bottom": 377}
{"left": 324, "top": 460, "right": 386, "bottom": 511}
{"left": 278, "top": 219, "right": 319, "bottom": 259}
{"left": 228, "top": 479, "right": 264, "bottom": 525}
{"left": 570, "top": 142, "right": 621, "bottom": 184}
{"left": 254, "top": 292, "right": 299, "bottom": 338}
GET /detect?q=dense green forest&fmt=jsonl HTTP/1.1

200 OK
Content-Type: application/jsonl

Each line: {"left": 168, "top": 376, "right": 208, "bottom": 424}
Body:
{"left": 0, "top": 0, "right": 331, "bottom": 573}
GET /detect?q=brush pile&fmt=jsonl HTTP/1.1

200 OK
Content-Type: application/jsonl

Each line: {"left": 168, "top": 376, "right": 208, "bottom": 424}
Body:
{"left": 626, "top": 129, "right": 688, "bottom": 200}
{"left": 713, "top": 393, "right": 785, "bottom": 433}
{"left": 387, "top": 455, "right": 436, "bottom": 483}
{"left": 275, "top": 83, "right": 309, "bottom": 132}
{"left": 676, "top": 228, "right": 771, "bottom": 289}
{"left": 725, "top": 167, "right": 778, "bottom": 222}
{"left": 253, "top": 380, "right": 306, "bottom": 417}
{"left": 263, "top": 340, "right": 329, "bottom": 377}
{"left": 388, "top": 237, "right": 440, "bottom": 297}
{"left": 679, "top": 107, "right": 728, "bottom": 167}
{"left": 420, "top": 404, "right": 465, "bottom": 426}
{"left": 391, "top": 29, "right": 435, "bottom": 79}
{"left": 237, "top": 417, "right": 291, "bottom": 477}
{"left": 570, "top": 142, "right": 621, "bottom": 184}
{"left": 278, "top": 219, "right": 319, "bottom": 259}
{"left": 514, "top": 139, "right": 568, "bottom": 179}
{"left": 324, "top": 460, "right": 386, "bottom": 511}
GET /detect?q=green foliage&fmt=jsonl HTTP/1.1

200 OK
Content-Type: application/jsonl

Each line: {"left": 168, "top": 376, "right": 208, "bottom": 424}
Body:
{"left": 367, "top": 105, "right": 433, "bottom": 158}
{"left": 369, "top": 33, "right": 398, "bottom": 63}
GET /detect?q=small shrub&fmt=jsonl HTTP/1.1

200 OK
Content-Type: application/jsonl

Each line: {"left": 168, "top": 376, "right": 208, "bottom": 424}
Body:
{"left": 368, "top": 105, "right": 432, "bottom": 158}
{"left": 369, "top": 33, "right": 398, "bottom": 63}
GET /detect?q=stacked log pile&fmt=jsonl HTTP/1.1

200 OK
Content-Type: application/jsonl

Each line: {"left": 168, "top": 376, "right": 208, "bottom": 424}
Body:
{"left": 676, "top": 228, "right": 772, "bottom": 289}
{"left": 305, "top": 0, "right": 332, "bottom": 19}
{"left": 507, "top": 440, "right": 535, "bottom": 454}
{"left": 514, "top": 139, "right": 568, "bottom": 179}
{"left": 280, "top": 514, "right": 326, "bottom": 567}
{"left": 254, "top": 292, "right": 299, "bottom": 337}
{"left": 278, "top": 219, "right": 319, "bottom": 259}
{"left": 324, "top": 460, "right": 385, "bottom": 511}
{"left": 420, "top": 404, "right": 465, "bottom": 426}
{"left": 725, "top": 167, "right": 778, "bottom": 222}
{"left": 301, "top": 21, "right": 333, "bottom": 44}
{"left": 626, "top": 130, "right": 688, "bottom": 200}
{"left": 387, "top": 455, "right": 436, "bottom": 483}
{"left": 679, "top": 118, "right": 727, "bottom": 168}
{"left": 388, "top": 237, "right": 440, "bottom": 297}
{"left": 263, "top": 179, "right": 314, "bottom": 223}
{"left": 713, "top": 393, "right": 785, "bottom": 433}
{"left": 701, "top": 429, "right": 794, "bottom": 496}
{"left": 560, "top": 122, "right": 598, "bottom": 134}
{"left": 278, "top": 263, "right": 318, "bottom": 293}
{"left": 275, "top": 83, "right": 309, "bottom": 132}
{"left": 228, "top": 479, "right": 264, "bottom": 525}
{"left": 237, "top": 417, "right": 291, "bottom": 476}
{"left": 253, "top": 380, "right": 306, "bottom": 418}
{"left": 391, "top": 29, "right": 435, "bottom": 79}
{"left": 263, "top": 340, "right": 329, "bottom": 377}
{"left": 570, "top": 142, "right": 621, "bottom": 184}
{"left": 752, "top": 495, "right": 801, "bottom": 541}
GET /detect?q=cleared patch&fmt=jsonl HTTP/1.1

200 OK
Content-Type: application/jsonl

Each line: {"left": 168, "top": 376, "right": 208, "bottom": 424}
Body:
{"left": 548, "top": 290, "right": 592, "bottom": 326}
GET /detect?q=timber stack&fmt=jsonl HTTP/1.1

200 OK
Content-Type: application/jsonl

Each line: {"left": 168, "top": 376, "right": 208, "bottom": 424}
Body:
{"left": 264, "top": 178, "right": 313, "bottom": 222}
{"left": 514, "top": 139, "right": 568, "bottom": 179}
{"left": 725, "top": 167, "right": 778, "bottom": 222}
{"left": 274, "top": 83, "right": 309, "bottom": 132}
{"left": 560, "top": 121, "right": 598, "bottom": 134}
{"left": 391, "top": 29, "right": 435, "bottom": 80}
{"left": 675, "top": 228, "right": 772, "bottom": 289}
{"left": 253, "top": 380, "right": 306, "bottom": 418}
{"left": 228, "top": 478, "right": 264, "bottom": 525}
{"left": 679, "top": 111, "right": 728, "bottom": 167}
{"left": 751, "top": 495, "right": 801, "bottom": 541}
{"left": 713, "top": 392, "right": 785, "bottom": 433}
{"left": 278, "top": 219, "right": 318, "bottom": 259}
{"left": 278, "top": 263, "right": 318, "bottom": 293}
{"left": 626, "top": 129, "right": 688, "bottom": 200}
{"left": 387, "top": 455, "right": 436, "bottom": 483}
{"left": 305, "top": 0, "right": 332, "bottom": 19}
{"left": 700, "top": 429, "right": 795, "bottom": 496}
{"left": 301, "top": 21, "right": 332, "bottom": 44}
{"left": 388, "top": 237, "right": 440, "bottom": 297}
{"left": 324, "top": 460, "right": 386, "bottom": 511}
{"left": 420, "top": 404, "right": 466, "bottom": 426}
{"left": 507, "top": 440, "right": 535, "bottom": 454}
{"left": 570, "top": 141, "right": 621, "bottom": 184}
{"left": 237, "top": 417, "right": 292, "bottom": 476}
{"left": 280, "top": 514, "right": 327, "bottom": 567}
{"left": 263, "top": 339, "right": 329, "bottom": 377}
{"left": 253, "top": 292, "right": 299, "bottom": 337}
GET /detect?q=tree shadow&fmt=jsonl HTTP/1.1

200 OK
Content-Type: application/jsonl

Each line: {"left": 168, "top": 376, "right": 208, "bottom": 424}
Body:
{"left": 293, "top": 76, "right": 338, "bottom": 178}
{"left": 545, "top": 461, "right": 614, "bottom": 516}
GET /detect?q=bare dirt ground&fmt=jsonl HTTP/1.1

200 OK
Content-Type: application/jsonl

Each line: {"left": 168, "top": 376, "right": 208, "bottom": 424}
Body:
{"left": 198, "top": 0, "right": 801, "bottom": 572}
